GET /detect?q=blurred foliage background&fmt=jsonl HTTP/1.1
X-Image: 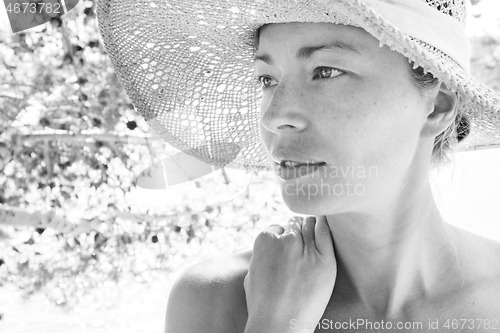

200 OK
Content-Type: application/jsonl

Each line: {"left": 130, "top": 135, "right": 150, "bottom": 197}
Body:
{"left": 0, "top": 0, "right": 292, "bottom": 310}
{"left": 0, "top": 0, "right": 499, "bottom": 320}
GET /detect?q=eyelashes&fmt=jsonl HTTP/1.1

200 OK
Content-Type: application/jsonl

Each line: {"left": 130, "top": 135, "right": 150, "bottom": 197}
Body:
{"left": 256, "top": 66, "right": 345, "bottom": 89}
{"left": 256, "top": 75, "right": 276, "bottom": 88}
{"left": 314, "top": 67, "right": 343, "bottom": 80}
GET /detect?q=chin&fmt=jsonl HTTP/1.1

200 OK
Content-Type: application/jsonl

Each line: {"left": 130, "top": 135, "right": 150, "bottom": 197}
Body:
{"left": 279, "top": 186, "right": 345, "bottom": 215}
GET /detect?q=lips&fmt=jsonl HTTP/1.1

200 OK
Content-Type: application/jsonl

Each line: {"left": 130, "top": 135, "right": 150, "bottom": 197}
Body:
{"left": 279, "top": 160, "right": 326, "bottom": 168}
{"left": 271, "top": 150, "right": 325, "bottom": 166}
{"left": 274, "top": 161, "right": 327, "bottom": 180}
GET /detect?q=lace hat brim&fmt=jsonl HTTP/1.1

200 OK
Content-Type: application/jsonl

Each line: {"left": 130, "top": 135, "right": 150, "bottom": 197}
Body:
{"left": 96, "top": 0, "right": 500, "bottom": 172}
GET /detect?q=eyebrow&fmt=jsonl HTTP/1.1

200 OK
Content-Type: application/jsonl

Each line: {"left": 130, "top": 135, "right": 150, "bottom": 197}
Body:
{"left": 254, "top": 41, "right": 361, "bottom": 64}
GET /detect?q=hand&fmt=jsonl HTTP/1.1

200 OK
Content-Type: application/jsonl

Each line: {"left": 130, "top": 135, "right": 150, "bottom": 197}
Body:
{"left": 243, "top": 215, "right": 337, "bottom": 333}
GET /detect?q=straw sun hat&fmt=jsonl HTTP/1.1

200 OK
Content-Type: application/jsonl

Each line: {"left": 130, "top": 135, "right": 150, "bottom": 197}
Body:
{"left": 97, "top": 0, "right": 500, "bottom": 173}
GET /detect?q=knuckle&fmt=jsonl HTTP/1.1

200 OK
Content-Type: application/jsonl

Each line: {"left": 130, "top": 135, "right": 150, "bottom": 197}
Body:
{"left": 304, "top": 216, "right": 316, "bottom": 227}
{"left": 257, "top": 229, "right": 279, "bottom": 240}
{"left": 254, "top": 230, "right": 279, "bottom": 248}
{"left": 279, "top": 231, "right": 301, "bottom": 246}
{"left": 281, "top": 230, "right": 297, "bottom": 239}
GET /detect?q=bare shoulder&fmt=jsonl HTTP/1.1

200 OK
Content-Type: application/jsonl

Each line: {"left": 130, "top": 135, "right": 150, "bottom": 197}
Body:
{"left": 165, "top": 249, "right": 252, "bottom": 333}
{"left": 446, "top": 225, "right": 500, "bottom": 316}
{"left": 448, "top": 224, "right": 500, "bottom": 275}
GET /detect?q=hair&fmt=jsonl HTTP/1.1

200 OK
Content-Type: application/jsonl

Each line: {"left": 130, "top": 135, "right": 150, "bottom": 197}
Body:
{"left": 253, "top": 25, "right": 470, "bottom": 166}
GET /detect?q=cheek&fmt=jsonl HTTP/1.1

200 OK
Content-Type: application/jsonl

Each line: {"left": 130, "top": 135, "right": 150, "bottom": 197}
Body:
{"left": 313, "top": 85, "right": 382, "bottom": 151}
{"left": 358, "top": 84, "right": 425, "bottom": 174}
{"left": 315, "top": 79, "right": 423, "bottom": 167}
{"left": 375, "top": 80, "right": 424, "bottom": 143}
{"left": 259, "top": 121, "right": 272, "bottom": 151}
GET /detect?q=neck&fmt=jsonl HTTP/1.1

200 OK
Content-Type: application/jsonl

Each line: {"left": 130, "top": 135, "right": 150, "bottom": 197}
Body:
{"left": 326, "top": 180, "right": 463, "bottom": 320}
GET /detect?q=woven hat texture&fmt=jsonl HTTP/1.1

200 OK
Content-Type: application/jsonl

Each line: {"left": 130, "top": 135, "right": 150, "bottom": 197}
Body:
{"left": 97, "top": 0, "right": 500, "bottom": 172}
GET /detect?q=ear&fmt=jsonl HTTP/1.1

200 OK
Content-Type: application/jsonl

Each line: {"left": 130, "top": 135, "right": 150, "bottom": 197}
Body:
{"left": 420, "top": 82, "right": 458, "bottom": 138}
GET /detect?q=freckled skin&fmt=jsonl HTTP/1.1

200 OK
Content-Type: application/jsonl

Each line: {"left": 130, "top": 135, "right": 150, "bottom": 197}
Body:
{"left": 255, "top": 23, "right": 434, "bottom": 215}
{"left": 166, "top": 23, "right": 500, "bottom": 333}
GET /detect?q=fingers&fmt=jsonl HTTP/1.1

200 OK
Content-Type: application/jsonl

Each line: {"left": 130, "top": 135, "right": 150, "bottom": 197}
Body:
{"left": 263, "top": 217, "right": 302, "bottom": 238}
{"left": 255, "top": 216, "right": 323, "bottom": 255}
{"left": 314, "top": 215, "right": 334, "bottom": 256}
{"left": 258, "top": 216, "right": 333, "bottom": 257}
{"left": 254, "top": 218, "right": 305, "bottom": 251}
{"left": 265, "top": 224, "right": 285, "bottom": 236}
{"left": 302, "top": 216, "right": 316, "bottom": 251}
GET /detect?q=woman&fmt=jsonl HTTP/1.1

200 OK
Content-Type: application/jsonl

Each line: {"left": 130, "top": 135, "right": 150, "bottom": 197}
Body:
{"left": 97, "top": 0, "right": 500, "bottom": 332}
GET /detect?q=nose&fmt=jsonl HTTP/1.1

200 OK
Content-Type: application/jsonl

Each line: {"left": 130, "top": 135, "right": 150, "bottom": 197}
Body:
{"left": 260, "top": 79, "right": 309, "bottom": 134}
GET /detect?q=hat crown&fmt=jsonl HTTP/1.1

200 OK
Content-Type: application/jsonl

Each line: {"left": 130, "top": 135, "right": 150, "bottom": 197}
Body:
{"left": 97, "top": 0, "right": 500, "bottom": 171}
{"left": 423, "top": 0, "right": 466, "bottom": 23}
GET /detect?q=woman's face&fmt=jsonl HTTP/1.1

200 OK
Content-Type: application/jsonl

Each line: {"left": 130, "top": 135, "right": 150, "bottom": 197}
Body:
{"left": 254, "top": 23, "right": 434, "bottom": 214}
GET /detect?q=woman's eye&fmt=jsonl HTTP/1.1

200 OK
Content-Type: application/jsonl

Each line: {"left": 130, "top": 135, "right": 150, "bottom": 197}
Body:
{"left": 257, "top": 75, "right": 276, "bottom": 88}
{"left": 314, "top": 67, "right": 343, "bottom": 79}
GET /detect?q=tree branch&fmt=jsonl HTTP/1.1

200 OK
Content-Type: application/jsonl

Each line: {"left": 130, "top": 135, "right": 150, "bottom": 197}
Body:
{"left": 0, "top": 205, "right": 60, "bottom": 228}
{"left": 7, "top": 130, "right": 164, "bottom": 146}
{"left": 0, "top": 204, "right": 176, "bottom": 231}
